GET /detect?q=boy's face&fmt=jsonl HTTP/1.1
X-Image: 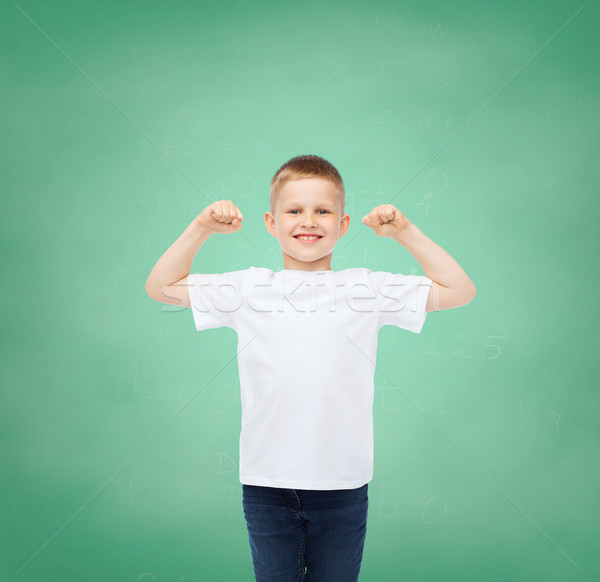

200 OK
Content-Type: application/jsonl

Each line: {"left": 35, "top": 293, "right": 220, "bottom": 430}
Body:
{"left": 264, "top": 178, "right": 350, "bottom": 271}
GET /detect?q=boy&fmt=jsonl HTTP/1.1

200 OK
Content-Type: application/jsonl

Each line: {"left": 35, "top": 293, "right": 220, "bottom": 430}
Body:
{"left": 145, "top": 154, "right": 476, "bottom": 582}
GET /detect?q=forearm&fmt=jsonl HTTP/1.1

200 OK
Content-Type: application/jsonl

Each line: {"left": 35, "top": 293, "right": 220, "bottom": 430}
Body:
{"left": 145, "top": 219, "right": 211, "bottom": 296}
{"left": 394, "top": 222, "right": 475, "bottom": 297}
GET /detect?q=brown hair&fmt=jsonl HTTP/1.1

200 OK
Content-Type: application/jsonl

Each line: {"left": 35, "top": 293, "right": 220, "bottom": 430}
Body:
{"left": 270, "top": 154, "right": 345, "bottom": 215}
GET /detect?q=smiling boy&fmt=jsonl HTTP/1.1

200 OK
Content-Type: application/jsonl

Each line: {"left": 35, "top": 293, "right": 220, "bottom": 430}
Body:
{"left": 264, "top": 175, "right": 349, "bottom": 272}
{"left": 145, "top": 154, "right": 475, "bottom": 581}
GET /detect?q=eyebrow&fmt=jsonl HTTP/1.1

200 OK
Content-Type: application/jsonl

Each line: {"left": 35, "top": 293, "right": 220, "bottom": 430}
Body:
{"left": 284, "top": 201, "right": 335, "bottom": 207}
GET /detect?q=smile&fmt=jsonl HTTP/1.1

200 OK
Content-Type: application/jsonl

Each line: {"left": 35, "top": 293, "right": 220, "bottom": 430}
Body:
{"left": 294, "top": 235, "right": 323, "bottom": 244}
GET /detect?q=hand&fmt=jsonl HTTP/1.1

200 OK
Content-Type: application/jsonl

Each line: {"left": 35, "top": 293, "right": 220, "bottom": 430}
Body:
{"left": 362, "top": 204, "right": 410, "bottom": 238}
{"left": 195, "top": 200, "right": 244, "bottom": 234}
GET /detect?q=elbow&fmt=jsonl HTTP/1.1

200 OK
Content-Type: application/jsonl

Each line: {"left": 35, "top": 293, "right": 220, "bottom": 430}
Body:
{"left": 453, "top": 281, "right": 476, "bottom": 308}
{"left": 145, "top": 288, "right": 157, "bottom": 302}
{"left": 463, "top": 282, "right": 476, "bottom": 304}
{"left": 145, "top": 279, "right": 161, "bottom": 302}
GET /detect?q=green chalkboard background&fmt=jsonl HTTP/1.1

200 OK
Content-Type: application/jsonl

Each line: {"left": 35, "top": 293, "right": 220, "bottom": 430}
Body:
{"left": 2, "top": 0, "right": 598, "bottom": 580}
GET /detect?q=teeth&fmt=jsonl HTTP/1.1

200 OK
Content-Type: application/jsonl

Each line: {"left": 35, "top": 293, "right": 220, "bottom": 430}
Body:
{"left": 297, "top": 236, "right": 319, "bottom": 240}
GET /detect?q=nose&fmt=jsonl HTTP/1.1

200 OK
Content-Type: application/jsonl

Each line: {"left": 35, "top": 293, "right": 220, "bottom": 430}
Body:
{"left": 300, "top": 213, "right": 318, "bottom": 227}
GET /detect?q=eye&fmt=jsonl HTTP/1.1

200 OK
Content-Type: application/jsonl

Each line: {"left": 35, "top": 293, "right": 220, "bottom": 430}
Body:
{"left": 287, "top": 210, "right": 329, "bottom": 214}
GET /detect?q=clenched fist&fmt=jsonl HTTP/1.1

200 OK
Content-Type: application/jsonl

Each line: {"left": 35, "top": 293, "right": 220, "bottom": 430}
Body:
{"left": 195, "top": 200, "right": 244, "bottom": 234}
{"left": 362, "top": 204, "right": 410, "bottom": 238}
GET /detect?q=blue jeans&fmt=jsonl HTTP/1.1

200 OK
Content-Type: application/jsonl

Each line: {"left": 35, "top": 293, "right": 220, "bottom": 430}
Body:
{"left": 242, "top": 483, "right": 369, "bottom": 582}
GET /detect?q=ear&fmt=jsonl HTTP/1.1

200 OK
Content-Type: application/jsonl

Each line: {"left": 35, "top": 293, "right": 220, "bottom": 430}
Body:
{"left": 339, "top": 213, "right": 351, "bottom": 237}
{"left": 264, "top": 212, "right": 277, "bottom": 237}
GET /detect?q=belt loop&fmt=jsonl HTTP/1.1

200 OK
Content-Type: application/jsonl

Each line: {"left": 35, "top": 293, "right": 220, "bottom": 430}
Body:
{"left": 285, "top": 488, "right": 301, "bottom": 510}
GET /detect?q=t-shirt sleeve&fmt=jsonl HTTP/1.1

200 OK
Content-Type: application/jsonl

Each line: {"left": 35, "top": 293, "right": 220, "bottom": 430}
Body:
{"left": 367, "top": 270, "right": 433, "bottom": 334}
{"left": 187, "top": 269, "right": 249, "bottom": 331}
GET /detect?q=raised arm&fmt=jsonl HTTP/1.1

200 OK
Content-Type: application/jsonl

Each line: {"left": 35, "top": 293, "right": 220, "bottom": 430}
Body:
{"left": 145, "top": 200, "right": 244, "bottom": 307}
{"left": 145, "top": 219, "right": 212, "bottom": 307}
{"left": 362, "top": 205, "right": 476, "bottom": 312}
{"left": 394, "top": 222, "right": 476, "bottom": 312}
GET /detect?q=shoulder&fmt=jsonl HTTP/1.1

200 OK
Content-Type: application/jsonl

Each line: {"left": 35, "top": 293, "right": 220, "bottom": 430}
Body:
{"left": 188, "top": 267, "right": 255, "bottom": 282}
{"left": 186, "top": 267, "right": 256, "bottom": 300}
{"left": 358, "top": 268, "right": 430, "bottom": 287}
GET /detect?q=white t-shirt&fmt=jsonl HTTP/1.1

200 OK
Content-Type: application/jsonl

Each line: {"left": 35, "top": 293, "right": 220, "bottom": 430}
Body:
{"left": 187, "top": 266, "right": 432, "bottom": 490}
